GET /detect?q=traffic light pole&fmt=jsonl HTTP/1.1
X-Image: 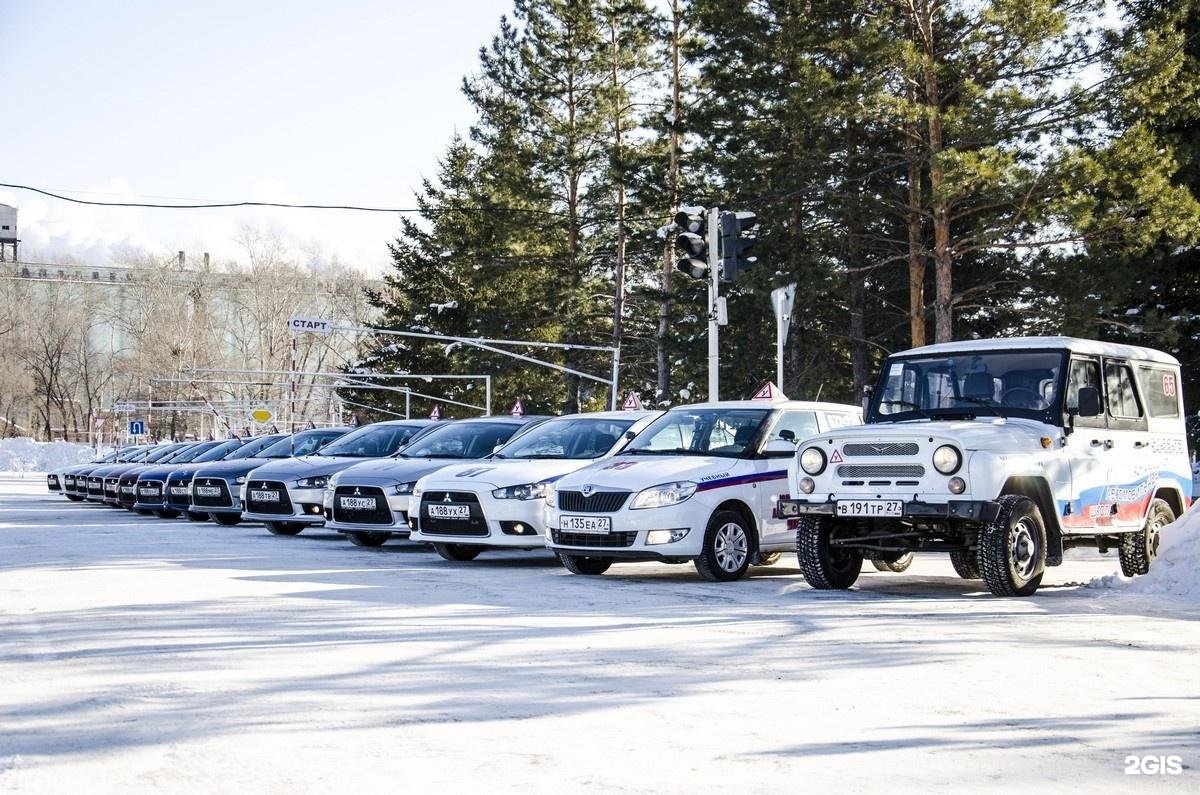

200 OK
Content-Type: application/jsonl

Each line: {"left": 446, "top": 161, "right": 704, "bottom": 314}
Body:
{"left": 707, "top": 206, "right": 720, "bottom": 402}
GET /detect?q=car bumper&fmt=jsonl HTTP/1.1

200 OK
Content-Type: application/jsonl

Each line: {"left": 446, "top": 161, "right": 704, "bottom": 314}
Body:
{"left": 409, "top": 494, "right": 545, "bottom": 548}
{"left": 543, "top": 502, "right": 705, "bottom": 558}
{"left": 777, "top": 498, "right": 1001, "bottom": 523}
{"left": 243, "top": 486, "right": 327, "bottom": 525}
{"left": 327, "top": 494, "right": 412, "bottom": 534}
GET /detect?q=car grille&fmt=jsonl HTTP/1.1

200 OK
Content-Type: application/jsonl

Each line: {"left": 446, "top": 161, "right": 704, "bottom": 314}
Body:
{"left": 843, "top": 442, "right": 919, "bottom": 457}
{"left": 63, "top": 476, "right": 75, "bottom": 488}
{"left": 104, "top": 478, "right": 120, "bottom": 496}
{"left": 191, "top": 478, "right": 233, "bottom": 508}
{"left": 551, "top": 530, "right": 638, "bottom": 548}
{"left": 418, "top": 491, "right": 488, "bottom": 536}
{"left": 88, "top": 477, "right": 103, "bottom": 495}
{"left": 557, "top": 490, "right": 630, "bottom": 513}
{"left": 245, "top": 480, "right": 293, "bottom": 515}
{"left": 137, "top": 480, "right": 164, "bottom": 503}
{"left": 332, "top": 486, "right": 392, "bottom": 525}
{"left": 836, "top": 464, "right": 925, "bottom": 479}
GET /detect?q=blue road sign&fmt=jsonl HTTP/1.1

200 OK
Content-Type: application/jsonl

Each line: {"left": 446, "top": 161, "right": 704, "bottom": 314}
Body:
{"left": 129, "top": 420, "right": 146, "bottom": 436}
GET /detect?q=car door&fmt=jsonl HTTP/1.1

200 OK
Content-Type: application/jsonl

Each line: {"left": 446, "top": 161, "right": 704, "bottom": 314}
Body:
{"left": 1100, "top": 357, "right": 1152, "bottom": 529}
{"left": 755, "top": 409, "right": 822, "bottom": 548}
{"left": 1064, "top": 356, "right": 1106, "bottom": 530}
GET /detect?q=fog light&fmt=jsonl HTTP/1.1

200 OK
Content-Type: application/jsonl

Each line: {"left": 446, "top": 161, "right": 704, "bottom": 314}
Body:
{"left": 799, "top": 477, "right": 815, "bottom": 494}
{"left": 646, "top": 528, "right": 690, "bottom": 545}
{"left": 948, "top": 477, "right": 966, "bottom": 495}
{"left": 308, "top": 504, "right": 323, "bottom": 515}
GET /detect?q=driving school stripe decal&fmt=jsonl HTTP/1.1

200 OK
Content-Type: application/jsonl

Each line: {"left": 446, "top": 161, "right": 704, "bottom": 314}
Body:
{"left": 695, "top": 471, "right": 788, "bottom": 493}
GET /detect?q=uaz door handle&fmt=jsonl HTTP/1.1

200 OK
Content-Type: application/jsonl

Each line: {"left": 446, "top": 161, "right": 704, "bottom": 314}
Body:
{"left": 1090, "top": 439, "right": 1105, "bottom": 448}
{"left": 1104, "top": 439, "right": 1115, "bottom": 450}
{"left": 1133, "top": 441, "right": 1149, "bottom": 449}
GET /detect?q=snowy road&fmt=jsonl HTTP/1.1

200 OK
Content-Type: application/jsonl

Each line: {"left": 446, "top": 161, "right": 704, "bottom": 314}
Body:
{"left": 1, "top": 477, "right": 1197, "bottom": 792}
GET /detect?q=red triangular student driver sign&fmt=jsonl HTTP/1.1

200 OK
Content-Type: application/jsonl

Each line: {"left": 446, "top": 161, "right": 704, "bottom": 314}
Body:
{"left": 510, "top": 398, "right": 525, "bottom": 417}
{"left": 751, "top": 381, "right": 787, "bottom": 400}
{"left": 621, "top": 391, "right": 644, "bottom": 411}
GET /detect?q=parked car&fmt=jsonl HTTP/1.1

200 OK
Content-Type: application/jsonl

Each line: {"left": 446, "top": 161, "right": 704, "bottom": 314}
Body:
{"left": 87, "top": 444, "right": 191, "bottom": 503}
{"left": 779, "top": 336, "right": 1193, "bottom": 597}
{"left": 190, "top": 428, "right": 351, "bottom": 528}
{"left": 326, "top": 415, "right": 549, "bottom": 547}
{"left": 240, "top": 420, "right": 435, "bottom": 535}
{"left": 408, "top": 411, "right": 660, "bottom": 561}
{"left": 111, "top": 442, "right": 208, "bottom": 509}
{"left": 56, "top": 447, "right": 143, "bottom": 499}
{"left": 131, "top": 438, "right": 247, "bottom": 517}
{"left": 544, "top": 400, "right": 863, "bottom": 581}
{"left": 164, "top": 434, "right": 285, "bottom": 521}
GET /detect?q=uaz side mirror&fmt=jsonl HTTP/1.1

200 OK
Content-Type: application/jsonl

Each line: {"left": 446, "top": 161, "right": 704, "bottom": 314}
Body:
{"left": 779, "top": 430, "right": 796, "bottom": 442}
{"left": 1077, "top": 386, "right": 1101, "bottom": 417}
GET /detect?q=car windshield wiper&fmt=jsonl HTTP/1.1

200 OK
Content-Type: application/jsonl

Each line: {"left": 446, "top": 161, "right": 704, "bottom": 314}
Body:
{"left": 877, "top": 399, "right": 932, "bottom": 420}
{"left": 957, "top": 397, "right": 1000, "bottom": 418}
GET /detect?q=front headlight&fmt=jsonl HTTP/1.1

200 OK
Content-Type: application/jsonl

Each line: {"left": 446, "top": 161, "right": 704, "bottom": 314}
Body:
{"left": 630, "top": 481, "right": 697, "bottom": 510}
{"left": 800, "top": 447, "right": 827, "bottom": 475}
{"left": 394, "top": 481, "right": 417, "bottom": 496}
{"left": 493, "top": 483, "right": 547, "bottom": 500}
{"left": 297, "top": 476, "right": 328, "bottom": 489}
{"left": 234, "top": 475, "right": 247, "bottom": 485}
{"left": 932, "top": 445, "right": 962, "bottom": 475}
{"left": 544, "top": 483, "right": 557, "bottom": 507}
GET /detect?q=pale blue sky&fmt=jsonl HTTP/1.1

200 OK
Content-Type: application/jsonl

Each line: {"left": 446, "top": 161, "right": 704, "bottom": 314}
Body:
{"left": 2, "top": 0, "right": 515, "bottom": 274}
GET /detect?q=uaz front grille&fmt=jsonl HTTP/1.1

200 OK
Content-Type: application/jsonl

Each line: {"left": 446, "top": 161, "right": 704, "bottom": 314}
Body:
{"left": 245, "top": 480, "right": 293, "bottom": 515}
{"left": 552, "top": 530, "right": 638, "bottom": 548}
{"left": 418, "top": 491, "right": 488, "bottom": 536}
{"left": 332, "top": 486, "right": 392, "bottom": 525}
{"left": 843, "top": 442, "right": 919, "bottom": 457}
{"left": 557, "top": 490, "right": 630, "bottom": 513}
{"left": 191, "top": 478, "right": 233, "bottom": 508}
{"left": 836, "top": 464, "right": 925, "bottom": 478}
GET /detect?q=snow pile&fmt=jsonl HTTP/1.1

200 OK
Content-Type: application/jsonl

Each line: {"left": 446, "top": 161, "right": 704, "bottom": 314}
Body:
{"left": 0, "top": 437, "right": 97, "bottom": 473}
{"left": 1090, "top": 503, "right": 1200, "bottom": 602}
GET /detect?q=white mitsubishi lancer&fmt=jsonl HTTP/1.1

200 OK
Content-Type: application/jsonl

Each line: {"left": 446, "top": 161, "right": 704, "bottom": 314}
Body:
{"left": 408, "top": 410, "right": 660, "bottom": 561}
{"left": 544, "top": 399, "right": 862, "bottom": 581}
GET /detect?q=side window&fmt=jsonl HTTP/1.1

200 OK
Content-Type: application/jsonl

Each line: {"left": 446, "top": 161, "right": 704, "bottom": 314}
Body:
{"left": 1104, "top": 362, "right": 1143, "bottom": 419}
{"left": 769, "top": 411, "right": 820, "bottom": 443}
{"left": 821, "top": 411, "right": 859, "bottom": 430}
{"left": 1065, "top": 358, "right": 1105, "bottom": 428}
{"left": 1137, "top": 366, "right": 1181, "bottom": 418}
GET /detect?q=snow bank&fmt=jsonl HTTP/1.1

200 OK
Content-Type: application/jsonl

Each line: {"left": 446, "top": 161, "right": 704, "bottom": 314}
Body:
{"left": 0, "top": 437, "right": 97, "bottom": 474}
{"left": 1090, "top": 502, "right": 1200, "bottom": 603}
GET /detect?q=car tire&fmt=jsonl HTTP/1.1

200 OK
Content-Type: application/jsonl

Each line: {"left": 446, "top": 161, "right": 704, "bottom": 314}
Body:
{"left": 694, "top": 510, "right": 753, "bottom": 582}
{"left": 66, "top": 494, "right": 84, "bottom": 502}
{"left": 755, "top": 551, "right": 782, "bottom": 566}
{"left": 211, "top": 513, "right": 242, "bottom": 526}
{"left": 349, "top": 531, "right": 391, "bottom": 548}
{"left": 871, "top": 552, "right": 914, "bottom": 573}
{"left": 978, "top": 495, "right": 1046, "bottom": 597}
{"left": 135, "top": 508, "right": 153, "bottom": 516}
{"left": 432, "top": 543, "right": 483, "bottom": 561}
{"left": 185, "top": 511, "right": 209, "bottom": 522}
{"left": 1119, "top": 498, "right": 1173, "bottom": 577}
{"left": 556, "top": 552, "right": 612, "bottom": 575}
{"left": 154, "top": 509, "right": 180, "bottom": 519}
{"left": 265, "top": 521, "right": 303, "bottom": 535}
{"left": 949, "top": 549, "right": 981, "bottom": 579}
{"left": 796, "top": 516, "right": 863, "bottom": 589}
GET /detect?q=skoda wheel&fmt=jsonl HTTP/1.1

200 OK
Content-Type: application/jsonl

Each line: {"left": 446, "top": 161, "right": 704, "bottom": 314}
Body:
{"left": 266, "top": 521, "right": 303, "bottom": 536}
{"left": 211, "top": 513, "right": 242, "bottom": 526}
{"left": 556, "top": 552, "right": 612, "bottom": 575}
{"left": 796, "top": 516, "right": 863, "bottom": 590}
{"left": 694, "top": 510, "right": 753, "bottom": 582}
{"left": 432, "top": 543, "right": 482, "bottom": 561}
{"left": 349, "top": 531, "right": 391, "bottom": 548}
{"left": 978, "top": 495, "right": 1046, "bottom": 597}
{"left": 1119, "top": 498, "right": 1173, "bottom": 577}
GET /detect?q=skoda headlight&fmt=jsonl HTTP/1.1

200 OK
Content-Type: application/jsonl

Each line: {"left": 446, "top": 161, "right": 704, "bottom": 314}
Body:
{"left": 394, "top": 481, "right": 418, "bottom": 496}
{"left": 492, "top": 483, "right": 547, "bottom": 501}
{"left": 800, "top": 447, "right": 827, "bottom": 475}
{"left": 297, "top": 476, "right": 328, "bottom": 489}
{"left": 630, "top": 481, "right": 697, "bottom": 510}
{"left": 932, "top": 445, "right": 962, "bottom": 475}
{"left": 544, "top": 483, "right": 557, "bottom": 507}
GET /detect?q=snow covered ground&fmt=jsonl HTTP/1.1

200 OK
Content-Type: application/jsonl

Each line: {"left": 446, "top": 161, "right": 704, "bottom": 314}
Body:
{"left": 1, "top": 477, "right": 1197, "bottom": 792}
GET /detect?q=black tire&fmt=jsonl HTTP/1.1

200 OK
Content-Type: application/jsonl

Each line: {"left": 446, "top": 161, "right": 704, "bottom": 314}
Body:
{"left": 154, "top": 509, "right": 180, "bottom": 519}
{"left": 949, "top": 549, "right": 980, "bottom": 579}
{"left": 211, "top": 513, "right": 242, "bottom": 526}
{"left": 135, "top": 508, "right": 153, "bottom": 516}
{"left": 755, "top": 551, "right": 782, "bottom": 566}
{"left": 431, "top": 543, "right": 482, "bottom": 561}
{"left": 349, "top": 531, "right": 391, "bottom": 548}
{"left": 978, "top": 495, "right": 1046, "bottom": 597}
{"left": 1119, "top": 498, "right": 1173, "bottom": 577}
{"left": 871, "top": 552, "right": 914, "bottom": 573}
{"left": 556, "top": 552, "right": 612, "bottom": 575}
{"left": 694, "top": 510, "right": 754, "bottom": 582}
{"left": 265, "top": 521, "right": 303, "bottom": 536}
{"left": 185, "top": 511, "right": 209, "bottom": 522}
{"left": 796, "top": 516, "right": 863, "bottom": 589}
{"left": 66, "top": 494, "right": 84, "bottom": 502}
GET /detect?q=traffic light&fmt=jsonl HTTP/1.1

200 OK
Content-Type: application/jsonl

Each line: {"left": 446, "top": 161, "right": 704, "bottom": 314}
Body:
{"left": 718, "top": 210, "right": 758, "bottom": 283}
{"left": 674, "top": 207, "right": 710, "bottom": 280}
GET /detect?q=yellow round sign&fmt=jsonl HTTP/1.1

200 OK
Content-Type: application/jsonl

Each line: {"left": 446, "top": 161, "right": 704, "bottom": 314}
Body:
{"left": 249, "top": 406, "right": 274, "bottom": 425}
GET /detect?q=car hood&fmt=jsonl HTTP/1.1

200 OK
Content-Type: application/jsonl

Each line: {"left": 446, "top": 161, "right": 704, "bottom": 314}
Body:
{"left": 246, "top": 455, "right": 379, "bottom": 480}
{"left": 335, "top": 457, "right": 474, "bottom": 486}
{"left": 806, "top": 417, "right": 1055, "bottom": 453}
{"left": 135, "top": 464, "right": 184, "bottom": 480}
{"left": 420, "top": 459, "right": 596, "bottom": 491}
{"left": 555, "top": 454, "right": 749, "bottom": 491}
{"left": 190, "top": 458, "right": 275, "bottom": 479}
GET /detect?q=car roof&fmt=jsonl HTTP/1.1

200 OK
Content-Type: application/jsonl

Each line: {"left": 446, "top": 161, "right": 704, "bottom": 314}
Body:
{"left": 898, "top": 336, "right": 1180, "bottom": 365}
{"left": 542, "top": 410, "right": 660, "bottom": 421}
{"left": 667, "top": 400, "right": 861, "bottom": 413}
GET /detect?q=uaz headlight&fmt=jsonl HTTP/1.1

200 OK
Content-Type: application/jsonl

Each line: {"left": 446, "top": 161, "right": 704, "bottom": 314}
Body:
{"left": 630, "top": 481, "right": 697, "bottom": 510}
{"left": 492, "top": 483, "right": 547, "bottom": 501}
{"left": 932, "top": 445, "right": 962, "bottom": 475}
{"left": 800, "top": 447, "right": 827, "bottom": 475}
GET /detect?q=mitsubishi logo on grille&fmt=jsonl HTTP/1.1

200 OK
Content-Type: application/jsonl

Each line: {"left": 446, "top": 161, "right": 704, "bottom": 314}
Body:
{"left": 354, "top": 488, "right": 361, "bottom": 496}
{"left": 580, "top": 485, "right": 595, "bottom": 497}
{"left": 443, "top": 493, "right": 452, "bottom": 503}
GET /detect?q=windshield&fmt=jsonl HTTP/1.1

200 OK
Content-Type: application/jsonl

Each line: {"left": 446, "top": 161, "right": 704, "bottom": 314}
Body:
{"left": 143, "top": 445, "right": 186, "bottom": 463}
{"left": 259, "top": 430, "right": 347, "bottom": 458}
{"left": 401, "top": 421, "right": 523, "bottom": 459}
{"left": 497, "top": 417, "right": 636, "bottom": 460}
{"left": 224, "top": 434, "right": 285, "bottom": 460}
{"left": 316, "top": 423, "right": 426, "bottom": 458}
{"left": 166, "top": 441, "right": 221, "bottom": 463}
{"left": 870, "top": 351, "right": 1065, "bottom": 423}
{"left": 193, "top": 439, "right": 244, "bottom": 463}
{"left": 621, "top": 408, "right": 771, "bottom": 458}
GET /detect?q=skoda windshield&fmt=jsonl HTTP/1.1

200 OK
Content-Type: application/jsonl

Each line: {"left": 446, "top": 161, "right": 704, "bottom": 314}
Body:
{"left": 619, "top": 408, "right": 770, "bottom": 458}
{"left": 869, "top": 350, "right": 1065, "bottom": 423}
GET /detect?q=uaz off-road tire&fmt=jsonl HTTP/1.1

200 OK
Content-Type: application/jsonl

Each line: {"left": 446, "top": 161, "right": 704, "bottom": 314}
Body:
{"left": 1119, "top": 498, "right": 1173, "bottom": 577}
{"left": 871, "top": 552, "right": 914, "bottom": 573}
{"left": 755, "top": 552, "right": 783, "bottom": 567}
{"left": 432, "top": 543, "right": 482, "bottom": 561}
{"left": 796, "top": 516, "right": 863, "bottom": 590}
{"left": 694, "top": 510, "right": 754, "bottom": 582}
{"left": 978, "top": 495, "right": 1046, "bottom": 597}
{"left": 556, "top": 552, "right": 613, "bottom": 575}
{"left": 949, "top": 549, "right": 980, "bottom": 579}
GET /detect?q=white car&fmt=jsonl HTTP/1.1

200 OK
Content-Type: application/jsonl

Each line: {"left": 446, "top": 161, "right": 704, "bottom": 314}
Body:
{"left": 325, "top": 415, "right": 549, "bottom": 547}
{"left": 408, "top": 410, "right": 661, "bottom": 561}
{"left": 779, "top": 336, "right": 1193, "bottom": 597}
{"left": 543, "top": 400, "right": 863, "bottom": 581}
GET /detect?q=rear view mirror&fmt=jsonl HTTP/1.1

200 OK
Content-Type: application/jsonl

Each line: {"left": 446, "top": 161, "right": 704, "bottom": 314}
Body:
{"left": 1077, "top": 386, "right": 1101, "bottom": 417}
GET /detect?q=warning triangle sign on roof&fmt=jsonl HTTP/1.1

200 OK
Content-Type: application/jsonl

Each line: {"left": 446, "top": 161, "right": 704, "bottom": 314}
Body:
{"left": 621, "top": 391, "right": 644, "bottom": 411}
{"left": 429, "top": 404, "right": 442, "bottom": 420}
{"left": 510, "top": 398, "right": 525, "bottom": 417}
{"left": 750, "top": 381, "right": 788, "bottom": 401}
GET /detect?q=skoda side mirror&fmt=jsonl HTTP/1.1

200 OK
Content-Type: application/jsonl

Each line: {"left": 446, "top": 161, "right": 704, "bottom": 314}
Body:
{"left": 1077, "top": 386, "right": 1101, "bottom": 417}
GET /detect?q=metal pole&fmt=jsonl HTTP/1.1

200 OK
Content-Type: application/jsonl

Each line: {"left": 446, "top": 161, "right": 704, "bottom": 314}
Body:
{"left": 485, "top": 376, "right": 492, "bottom": 416}
{"left": 289, "top": 335, "right": 297, "bottom": 455}
{"left": 405, "top": 389, "right": 411, "bottom": 419}
{"left": 707, "top": 207, "right": 720, "bottom": 402}
{"left": 610, "top": 349, "right": 620, "bottom": 411}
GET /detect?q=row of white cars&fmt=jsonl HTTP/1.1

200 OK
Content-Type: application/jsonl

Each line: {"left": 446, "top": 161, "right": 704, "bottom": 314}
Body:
{"left": 49, "top": 336, "right": 1195, "bottom": 597}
